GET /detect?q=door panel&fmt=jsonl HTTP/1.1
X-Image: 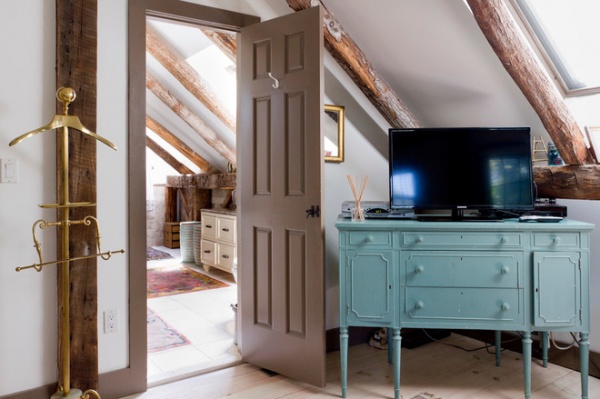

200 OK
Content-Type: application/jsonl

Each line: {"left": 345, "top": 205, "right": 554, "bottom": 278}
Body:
{"left": 239, "top": 6, "right": 325, "bottom": 387}
{"left": 533, "top": 251, "right": 581, "bottom": 327}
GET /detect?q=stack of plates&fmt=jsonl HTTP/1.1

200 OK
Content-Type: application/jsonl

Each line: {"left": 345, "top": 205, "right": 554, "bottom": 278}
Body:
{"left": 193, "top": 224, "right": 203, "bottom": 266}
{"left": 180, "top": 221, "right": 201, "bottom": 263}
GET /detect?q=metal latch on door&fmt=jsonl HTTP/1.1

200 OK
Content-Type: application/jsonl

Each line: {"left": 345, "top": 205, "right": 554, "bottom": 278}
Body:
{"left": 306, "top": 205, "right": 320, "bottom": 218}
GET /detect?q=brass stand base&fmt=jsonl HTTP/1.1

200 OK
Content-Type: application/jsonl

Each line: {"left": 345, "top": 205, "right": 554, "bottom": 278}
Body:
{"left": 51, "top": 389, "right": 83, "bottom": 399}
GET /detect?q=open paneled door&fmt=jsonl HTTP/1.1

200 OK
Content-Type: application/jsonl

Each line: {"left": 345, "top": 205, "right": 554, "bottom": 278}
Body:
{"left": 238, "top": 6, "right": 326, "bottom": 387}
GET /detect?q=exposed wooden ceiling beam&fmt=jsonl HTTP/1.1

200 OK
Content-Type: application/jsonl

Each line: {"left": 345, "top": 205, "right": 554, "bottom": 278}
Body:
{"left": 146, "top": 135, "right": 194, "bottom": 175}
{"left": 146, "top": 24, "right": 236, "bottom": 132}
{"left": 146, "top": 116, "right": 219, "bottom": 174}
{"left": 286, "top": 0, "right": 421, "bottom": 128}
{"left": 534, "top": 165, "right": 600, "bottom": 200}
{"left": 200, "top": 28, "right": 236, "bottom": 63}
{"left": 465, "top": 0, "right": 594, "bottom": 166}
{"left": 146, "top": 72, "right": 236, "bottom": 165}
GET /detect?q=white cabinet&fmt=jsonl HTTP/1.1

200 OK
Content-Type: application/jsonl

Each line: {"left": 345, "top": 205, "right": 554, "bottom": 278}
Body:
{"left": 200, "top": 210, "right": 237, "bottom": 275}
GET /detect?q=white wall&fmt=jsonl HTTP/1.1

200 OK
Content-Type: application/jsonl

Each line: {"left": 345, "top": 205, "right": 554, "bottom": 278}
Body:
{"left": 1, "top": 0, "right": 599, "bottom": 396}
{"left": 0, "top": 1, "right": 61, "bottom": 393}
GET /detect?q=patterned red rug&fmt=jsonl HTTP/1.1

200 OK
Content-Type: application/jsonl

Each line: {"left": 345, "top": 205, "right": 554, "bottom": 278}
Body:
{"left": 146, "top": 246, "right": 174, "bottom": 261}
{"left": 147, "top": 308, "right": 189, "bottom": 352}
{"left": 147, "top": 265, "right": 228, "bottom": 298}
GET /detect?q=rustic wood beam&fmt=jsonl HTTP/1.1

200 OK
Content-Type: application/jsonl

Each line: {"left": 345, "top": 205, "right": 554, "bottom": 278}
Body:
{"left": 146, "top": 115, "right": 219, "bottom": 173}
{"left": 56, "top": 0, "right": 98, "bottom": 392}
{"left": 534, "top": 165, "right": 600, "bottom": 200}
{"left": 165, "top": 187, "right": 178, "bottom": 223}
{"left": 167, "top": 173, "right": 236, "bottom": 189}
{"left": 200, "top": 28, "right": 236, "bottom": 63}
{"left": 146, "top": 136, "right": 194, "bottom": 175}
{"left": 286, "top": 0, "right": 421, "bottom": 129}
{"left": 146, "top": 72, "right": 236, "bottom": 165}
{"left": 146, "top": 24, "right": 236, "bottom": 132}
{"left": 465, "top": 0, "right": 594, "bottom": 165}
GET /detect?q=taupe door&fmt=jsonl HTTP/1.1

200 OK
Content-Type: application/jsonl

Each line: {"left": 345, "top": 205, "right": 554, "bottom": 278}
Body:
{"left": 238, "top": 6, "right": 325, "bottom": 387}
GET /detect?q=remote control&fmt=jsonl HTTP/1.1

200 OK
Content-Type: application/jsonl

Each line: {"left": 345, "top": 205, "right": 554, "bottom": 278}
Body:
{"left": 518, "top": 215, "right": 563, "bottom": 223}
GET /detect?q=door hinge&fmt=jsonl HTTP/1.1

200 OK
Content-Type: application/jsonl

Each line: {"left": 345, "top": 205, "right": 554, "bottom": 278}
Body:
{"left": 346, "top": 304, "right": 350, "bottom": 314}
{"left": 580, "top": 308, "right": 582, "bottom": 321}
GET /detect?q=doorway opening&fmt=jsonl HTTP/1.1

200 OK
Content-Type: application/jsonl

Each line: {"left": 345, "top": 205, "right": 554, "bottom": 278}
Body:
{"left": 144, "top": 16, "right": 240, "bottom": 385}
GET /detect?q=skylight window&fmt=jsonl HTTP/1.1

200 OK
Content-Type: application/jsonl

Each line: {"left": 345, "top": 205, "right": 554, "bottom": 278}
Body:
{"left": 511, "top": 0, "right": 600, "bottom": 96}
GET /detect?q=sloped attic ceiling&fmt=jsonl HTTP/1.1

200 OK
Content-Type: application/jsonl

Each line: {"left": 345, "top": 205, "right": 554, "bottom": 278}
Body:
{"left": 146, "top": 18, "right": 236, "bottom": 175}
{"left": 145, "top": 0, "right": 598, "bottom": 199}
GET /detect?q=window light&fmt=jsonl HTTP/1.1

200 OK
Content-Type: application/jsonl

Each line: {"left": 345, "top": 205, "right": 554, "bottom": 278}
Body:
{"left": 511, "top": 0, "right": 600, "bottom": 96}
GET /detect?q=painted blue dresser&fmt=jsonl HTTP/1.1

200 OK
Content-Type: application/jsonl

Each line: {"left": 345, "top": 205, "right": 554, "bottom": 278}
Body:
{"left": 336, "top": 217, "right": 594, "bottom": 399}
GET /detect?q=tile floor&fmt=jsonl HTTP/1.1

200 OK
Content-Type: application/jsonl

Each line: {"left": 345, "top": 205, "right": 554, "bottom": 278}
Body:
{"left": 147, "top": 246, "right": 241, "bottom": 386}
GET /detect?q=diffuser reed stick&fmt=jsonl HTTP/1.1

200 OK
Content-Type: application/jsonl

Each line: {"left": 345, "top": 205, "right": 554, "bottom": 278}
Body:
{"left": 347, "top": 175, "right": 369, "bottom": 220}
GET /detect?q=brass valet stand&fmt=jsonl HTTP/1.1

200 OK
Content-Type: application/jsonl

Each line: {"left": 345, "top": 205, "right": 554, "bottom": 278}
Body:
{"left": 10, "top": 87, "right": 124, "bottom": 399}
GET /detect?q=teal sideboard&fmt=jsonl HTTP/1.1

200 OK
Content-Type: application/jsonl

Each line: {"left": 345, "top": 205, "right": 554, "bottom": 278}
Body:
{"left": 336, "top": 217, "right": 594, "bottom": 399}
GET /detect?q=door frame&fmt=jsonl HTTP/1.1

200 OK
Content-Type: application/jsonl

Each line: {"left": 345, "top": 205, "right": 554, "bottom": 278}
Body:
{"left": 114, "top": 1, "right": 259, "bottom": 397}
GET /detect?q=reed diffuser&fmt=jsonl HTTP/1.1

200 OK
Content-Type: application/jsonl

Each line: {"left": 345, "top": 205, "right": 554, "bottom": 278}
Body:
{"left": 347, "top": 175, "right": 369, "bottom": 221}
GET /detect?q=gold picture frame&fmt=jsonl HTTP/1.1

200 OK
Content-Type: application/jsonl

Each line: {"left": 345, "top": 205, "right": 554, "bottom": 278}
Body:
{"left": 324, "top": 104, "right": 345, "bottom": 163}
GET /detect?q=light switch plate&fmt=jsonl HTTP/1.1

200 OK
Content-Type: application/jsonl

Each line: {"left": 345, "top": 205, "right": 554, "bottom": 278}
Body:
{"left": 0, "top": 158, "right": 18, "bottom": 183}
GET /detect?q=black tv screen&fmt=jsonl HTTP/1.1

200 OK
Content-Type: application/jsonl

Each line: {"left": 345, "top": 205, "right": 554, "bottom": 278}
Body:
{"left": 389, "top": 127, "right": 534, "bottom": 217}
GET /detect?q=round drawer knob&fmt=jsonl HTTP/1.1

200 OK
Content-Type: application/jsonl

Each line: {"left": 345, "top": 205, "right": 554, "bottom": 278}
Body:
{"left": 415, "top": 236, "right": 424, "bottom": 243}
{"left": 365, "top": 235, "right": 374, "bottom": 243}
{"left": 415, "top": 265, "right": 425, "bottom": 274}
{"left": 553, "top": 237, "right": 562, "bottom": 245}
{"left": 501, "top": 266, "right": 510, "bottom": 275}
{"left": 501, "top": 303, "right": 510, "bottom": 312}
{"left": 500, "top": 237, "right": 509, "bottom": 244}
{"left": 415, "top": 301, "right": 425, "bottom": 310}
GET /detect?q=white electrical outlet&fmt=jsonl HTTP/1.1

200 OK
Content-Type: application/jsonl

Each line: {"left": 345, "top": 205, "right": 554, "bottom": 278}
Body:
{"left": 104, "top": 309, "right": 118, "bottom": 334}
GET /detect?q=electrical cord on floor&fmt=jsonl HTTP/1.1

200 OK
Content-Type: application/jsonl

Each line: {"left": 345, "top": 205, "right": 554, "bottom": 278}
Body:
{"left": 420, "top": 329, "right": 520, "bottom": 354}
{"left": 550, "top": 332, "right": 577, "bottom": 351}
{"left": 421, "top": 330, "right": 599, "bottom": 375}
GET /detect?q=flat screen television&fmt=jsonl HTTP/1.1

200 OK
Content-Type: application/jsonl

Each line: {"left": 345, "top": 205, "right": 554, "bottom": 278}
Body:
{"left": 389, "top": 127, "right": 535, "bottom": 220}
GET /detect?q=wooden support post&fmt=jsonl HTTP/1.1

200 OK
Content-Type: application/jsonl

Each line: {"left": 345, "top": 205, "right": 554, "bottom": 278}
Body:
{"left": 56, "top": 0, "right": 98, "bottom": 392}
{"left": 165, "top": 186, "right": 178, "bottom": 223}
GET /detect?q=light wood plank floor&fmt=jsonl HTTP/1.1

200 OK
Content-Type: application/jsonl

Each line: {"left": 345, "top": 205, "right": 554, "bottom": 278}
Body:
{"left": 121, "top": 333, "right": 600, "bottom": 399}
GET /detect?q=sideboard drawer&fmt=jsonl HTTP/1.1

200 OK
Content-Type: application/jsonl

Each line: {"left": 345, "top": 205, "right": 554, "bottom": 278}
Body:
{"left": 202, "top": 214, "right": 218, "bottom": 240}
{"left": 402, "top": 232, "right": 522, "bottom": 248}
{"left": 218, "top": 217, "right": 236, "bottom": 243}
{"left": 533, "top": 232, "right": 579, "bottom": 249}
{"left": 348, "top": 231, "right": 393, "bottom": 247}
{"left": 218, "top": 243, "right": 236, "bottom": 269}
{"left": 403, "top": 287, "right": 523, "bottom": 325}
{"left": 403, "top": 252, "right": 521, "bottom": 288}
{"left": 200, "top": 239, "right": 217, "bottom": 265}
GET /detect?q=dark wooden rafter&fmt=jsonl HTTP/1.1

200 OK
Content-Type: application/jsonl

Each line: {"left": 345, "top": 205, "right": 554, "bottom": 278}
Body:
{"left": 56, "top": 0, "right": 98, "bottom": 391}
{"left": 146, "top": 115, "right": 219, "bottom": 173}
{"left": 465, "top": 0, "right": 594, "bottom": 166}
{"left": 200, "top": 28, "right": 237, "bottom": 63}
{"left": 286, "top": 0, "right": 421, "bottom": 129}
{"left": 146, "top": 24, "right": 236, "bottom": 132}
{"left": 146, "top": 72, "right": 237, "bottom": 165}
{"left": 146, "top": 136, "right": 194, "bottom": 175}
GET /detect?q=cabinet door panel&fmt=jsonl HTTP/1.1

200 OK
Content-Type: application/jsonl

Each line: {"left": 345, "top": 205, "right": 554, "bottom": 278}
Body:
{"left": 533, "top": 251, "right": 581, "bottom": 327}
{"left": 345, "top": 250, "right": 394, "bottom": 324}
